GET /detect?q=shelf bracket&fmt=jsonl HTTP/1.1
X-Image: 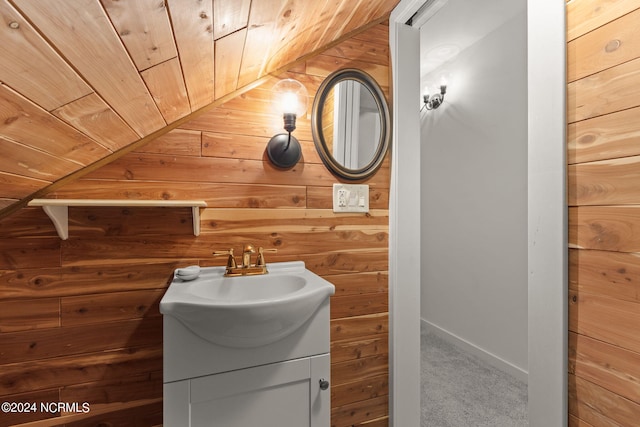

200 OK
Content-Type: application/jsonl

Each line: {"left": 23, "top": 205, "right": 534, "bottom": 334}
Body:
{"left": 192, "top": 206, "right": 202, "bottom": 236}
{"left": 42, "top": 204, "right": 69, "bottom": 240}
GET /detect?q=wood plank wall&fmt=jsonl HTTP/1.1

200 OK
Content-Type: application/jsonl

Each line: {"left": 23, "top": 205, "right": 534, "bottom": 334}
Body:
{"left": 0, "top": 22, "right": 391, "bottom": 427}
{"left": 567, "top": 1, "right": 640, "bottom": 425}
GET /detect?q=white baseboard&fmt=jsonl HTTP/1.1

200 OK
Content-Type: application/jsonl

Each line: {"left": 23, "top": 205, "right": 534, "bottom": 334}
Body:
{"left": 421, "top": 319, "right": 529, "bottom": 384}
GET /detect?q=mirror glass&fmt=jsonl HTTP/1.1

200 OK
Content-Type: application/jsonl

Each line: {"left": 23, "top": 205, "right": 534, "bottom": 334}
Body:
{"left": 312, "top": 69, "right": 390, "bottom": 180}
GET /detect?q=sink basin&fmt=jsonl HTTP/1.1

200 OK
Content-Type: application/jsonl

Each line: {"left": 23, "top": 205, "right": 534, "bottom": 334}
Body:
{"left": 160, "top": 261, "right": 335, "bottom": 348}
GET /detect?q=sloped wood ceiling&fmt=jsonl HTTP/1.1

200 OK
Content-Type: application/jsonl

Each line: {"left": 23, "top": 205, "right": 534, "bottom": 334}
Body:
{"left": 0, "top": 0, "right": 399, "bottom": 217}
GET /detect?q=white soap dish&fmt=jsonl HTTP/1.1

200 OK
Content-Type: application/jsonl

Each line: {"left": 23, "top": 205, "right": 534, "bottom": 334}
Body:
{"left": 175, "top": 265, "right": 201, "bottom": 281}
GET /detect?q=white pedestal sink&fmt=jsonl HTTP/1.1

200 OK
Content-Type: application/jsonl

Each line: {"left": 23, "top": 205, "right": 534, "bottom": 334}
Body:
{"left": 161, "top": 261, "right": 335, "bottom": 427}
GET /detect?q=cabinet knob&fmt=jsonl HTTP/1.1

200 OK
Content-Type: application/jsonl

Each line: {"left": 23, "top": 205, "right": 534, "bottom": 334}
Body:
{"left": 319, "top": 379, "right": 330, "bottom": 390}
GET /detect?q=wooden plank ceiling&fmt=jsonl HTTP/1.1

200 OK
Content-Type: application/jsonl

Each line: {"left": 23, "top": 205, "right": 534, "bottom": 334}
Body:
{"left": 0, "top": 0, "right": 399, "bottom": 217}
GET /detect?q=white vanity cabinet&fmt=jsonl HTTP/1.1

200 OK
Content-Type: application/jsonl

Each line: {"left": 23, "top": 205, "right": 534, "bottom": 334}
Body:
{"left": 164, "top": 354, "right": 330, "bottom": 427}
{"left": 161, "top": 262, "right": 334, "bottom": 427}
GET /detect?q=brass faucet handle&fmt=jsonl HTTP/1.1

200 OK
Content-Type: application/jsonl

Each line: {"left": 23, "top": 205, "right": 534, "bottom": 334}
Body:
{"left": 256, "top": 247, "right": 277, "bottom": 266}
{"left": 213, "top": 248, "right": 237, "bottom": 268}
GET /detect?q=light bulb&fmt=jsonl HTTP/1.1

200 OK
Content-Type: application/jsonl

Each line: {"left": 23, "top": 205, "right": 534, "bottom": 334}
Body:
{"left": 281, "top": 92, "right": 299, "bottom": 115}
{"left": 272, "top": 78, "right": 308, "bottom": 117}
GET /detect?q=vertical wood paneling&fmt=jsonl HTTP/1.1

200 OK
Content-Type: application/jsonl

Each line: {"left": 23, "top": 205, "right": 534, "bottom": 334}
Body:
{"left": 100, "top": 0, "right": 178, "bottom": 71}
{"left": 312, "top": 0, "right": 366, "bottom": 53}
{"left": 166, "top": 0, "right": 215, "bottom": 111}
{"left": 263, "top": 0, "right": 343, "bottom": 72}
{"left": 0, "top": 0, "right": 92, "bottom": 111}
{"left": 215, "top": 28, "right": 248, "bottom": 99}
{"left": 0, "top": 0, "right": 401, "bottom": 213}
{"left": 568, "top": 1, "right": 640, "bottom": 425}
{"left": 237, "top": 0, "right": 286, "bottom": 87}
{"left": 0, "top": 173, "right": 49, "bottom": 201}
{"left": 141, "top": 57, "right": 191, "bottom": 123}
{"left": 0, "top": 84, "right": 109, "bottom": 165}
{"left": 52, "top": 93, "right": 140, "bottom": 152}
{"left": 0, "top": 136, "right": 81, "bottom": 181}
{"left": 0, "top": 199, "right": 16, "bottom": 209}
{"left": 13, "top": 0, "right": 167, "bottom": 136}
{"left": 0, "top": 23, "right": 391, "bottom": 426}
{"left": 213, "top": 0, "right": 251, "bottom": 40}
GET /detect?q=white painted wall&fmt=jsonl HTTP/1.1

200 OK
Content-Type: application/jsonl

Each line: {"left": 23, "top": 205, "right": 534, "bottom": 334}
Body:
{"left": 420, "top": 7, "right": 528, "bottom": 377}
{"left": 390, "top": 0, "right": 566, "bottom": 424}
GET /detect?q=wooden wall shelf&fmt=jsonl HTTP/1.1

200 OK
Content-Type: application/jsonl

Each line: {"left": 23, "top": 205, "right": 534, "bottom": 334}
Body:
{"left": 28, "top": 199, "right": 208, "bottom": 240}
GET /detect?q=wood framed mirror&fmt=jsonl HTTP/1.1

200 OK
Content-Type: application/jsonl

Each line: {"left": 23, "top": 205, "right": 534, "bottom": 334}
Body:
{"left": 311, "top": 69, "right": 391, "bottom": 180}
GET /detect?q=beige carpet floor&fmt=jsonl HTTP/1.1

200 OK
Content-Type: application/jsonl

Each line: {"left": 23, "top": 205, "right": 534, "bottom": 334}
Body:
{"left": 421, "top": 326, "right": 528, "bottom": 427}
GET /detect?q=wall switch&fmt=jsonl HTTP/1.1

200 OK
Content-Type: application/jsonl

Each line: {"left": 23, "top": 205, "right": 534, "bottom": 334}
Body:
{"left": 333, "top": 184, "right": 369, "bottom": 212}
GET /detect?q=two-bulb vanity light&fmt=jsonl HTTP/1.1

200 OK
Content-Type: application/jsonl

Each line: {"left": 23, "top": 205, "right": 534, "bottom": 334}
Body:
{"left": 266, "top": 78, "right": 308, "bottom": 168}
{"left": 421, "top": 83, "right": 447, "bottom": 111}
{"left": 421, "top": 75, "right": 449, "bottom": 112}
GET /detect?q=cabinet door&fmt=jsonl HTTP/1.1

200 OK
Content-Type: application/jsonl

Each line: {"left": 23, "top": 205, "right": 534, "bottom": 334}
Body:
{"left": 188, "top": 354, "right": 330, "bottom": 427}
{"left": 309, "top": 353, "right": 331, "bottom": 427}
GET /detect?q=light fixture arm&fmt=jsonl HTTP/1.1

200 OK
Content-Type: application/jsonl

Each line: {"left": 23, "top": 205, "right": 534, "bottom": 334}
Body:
{"left": 281, "top": 112, "right": 297, "bottom": 151}
{"left": 266, "top": 112, "right": 301, "bottom": 168}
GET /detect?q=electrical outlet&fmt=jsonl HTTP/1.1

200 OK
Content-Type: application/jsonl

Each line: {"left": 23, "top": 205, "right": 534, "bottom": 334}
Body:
{"left": 333, "top": 184, "right": 369, "bottom": 212}
{"left": 337, "top": 189, "right": 348, "bottom": 208}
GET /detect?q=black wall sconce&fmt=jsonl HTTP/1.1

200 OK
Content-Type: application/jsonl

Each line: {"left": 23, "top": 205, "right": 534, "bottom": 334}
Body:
{"left": 266, "top": 78, "right": 308, "bottom": 168}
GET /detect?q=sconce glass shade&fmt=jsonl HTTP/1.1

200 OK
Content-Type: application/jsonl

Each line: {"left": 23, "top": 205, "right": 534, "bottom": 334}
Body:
{"left": 267, "top": 78, "right": 308, "bottom": 169}
{"left": 272, "top": 78, "right": 308, "bottom": 116}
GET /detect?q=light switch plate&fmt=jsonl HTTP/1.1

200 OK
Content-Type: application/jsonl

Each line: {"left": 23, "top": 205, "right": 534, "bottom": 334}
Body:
{"left": 333, "top": 184, "right": 369, "bottom": 213}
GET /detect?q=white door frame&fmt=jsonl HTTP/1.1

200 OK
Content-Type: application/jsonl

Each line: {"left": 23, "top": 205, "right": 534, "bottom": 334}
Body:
{"left": 388, "top": 5, "right": 422, "bottom": 425}
{"left": 388, "top": 1, "right": 567, "bottom": 426}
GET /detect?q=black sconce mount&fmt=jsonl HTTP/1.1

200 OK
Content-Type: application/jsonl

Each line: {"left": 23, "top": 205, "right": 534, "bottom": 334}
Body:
{"left": 266, "top": 113, "right": 301, "bottom": 169}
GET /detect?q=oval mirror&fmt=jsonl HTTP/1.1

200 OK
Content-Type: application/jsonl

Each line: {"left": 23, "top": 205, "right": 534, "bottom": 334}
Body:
{"left": 311, "top": 69, "right": 391, "bottom": 180}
